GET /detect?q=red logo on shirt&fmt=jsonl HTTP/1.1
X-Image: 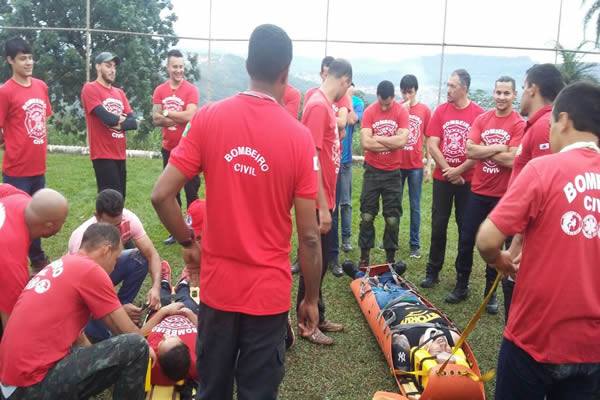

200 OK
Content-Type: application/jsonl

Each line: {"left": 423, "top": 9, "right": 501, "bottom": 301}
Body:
{"left": 22, "top": 98, "right": 48, "bottom": 145}
{"left": 406, "top": 114, "right": 422, "bottom": 149}
{"left": 442, "top": 119, "right": 470, "bottom": 162}
{"left": 481, "top": 128, "right": 510, "bottom": 173}
{"left": 102, "top": 98, "right": 125, "bottom": 139}
{"left": 561, "top": 211, "right": 582, "bottom": 236}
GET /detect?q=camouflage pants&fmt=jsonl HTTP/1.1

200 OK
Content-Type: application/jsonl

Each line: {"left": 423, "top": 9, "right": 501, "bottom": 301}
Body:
{"left": 6, "top": 333, "right": 148, "bottom": 400}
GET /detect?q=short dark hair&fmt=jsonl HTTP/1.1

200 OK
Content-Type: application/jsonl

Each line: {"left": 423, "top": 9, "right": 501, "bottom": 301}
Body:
{"left": 495, "top": 76, "right": 516, "bottom": 91}
{"left": 158, "top": 342, "right": 191, "bottom": 382}
{"left": 167, "top": 49, "right": 184, "bottom": 59}
{"left": 5, "top": 37, "right": 32, "bottom": 59}
{"left": 96, "top": 189, "right": 124, "bottom": 218}
{"left": 452, "top": 69, "right": 471, "bottom": 90}
{"left": 525, "top": 64, "right": 565, "bottom": 102}
{"left": 327, "top": 58, "right": 352, "bottom": 81}
{"left": 81, "top": 223, "right": 121, "bottom": 251}
{"left": 553, "top": 82, "right": 600, "bottom": 139}
{"left": 320, "top": 56, "right": 335, "bottom": 73}
{"left": 377, "top": 80, "right": 395, "bottom": 99}
{"left": 400, "top": 74, "right": 419, "bottom": 91}
{"left": 246, "top": 24, "right": 292, "bottom": 84}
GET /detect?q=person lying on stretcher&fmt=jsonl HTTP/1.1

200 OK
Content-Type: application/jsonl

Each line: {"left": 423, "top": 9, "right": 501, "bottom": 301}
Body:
{"left": 386, "top": 303, "right": 466, "bottom": 372}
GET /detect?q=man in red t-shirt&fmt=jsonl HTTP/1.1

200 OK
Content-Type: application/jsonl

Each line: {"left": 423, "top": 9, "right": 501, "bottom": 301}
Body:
{"left": 476, "top": 82, "right": 600, "bottom": 399}
{"left": 399, "top": 74, "right": 432, "bottom": 259}
{"left": 0, "top": 223, "right": 150, "bottom": 400}
{"left": 283, "top": 83, "right": 301, "bottom": 119}
{"left": 0, "top": 37, "right": 53, "bottom": 271}
{"left": 152, "top": 49, "right": 200, "bottom": 245}
{"left": 452, "top": 76, "right": 525, "bottom": 312}
{"left": 81, "top": 51, "right": 137, "bottom": 199}
{"left": 358, "top": 80, "right": 409, "bottom": 268}
{"left": 151, "top": 24, "right": 322, "bottom": 399}
{"left": 0, "top": 186, "right": 68, "bottom": 329}
{"left": 421, "top": 69, "right": 484, "bottom": 298}
{"left": 502, "top": 64, "right": 565, "bottom": 320}
{"left": 295, "top": 58, "right": 353, "bottom": 345}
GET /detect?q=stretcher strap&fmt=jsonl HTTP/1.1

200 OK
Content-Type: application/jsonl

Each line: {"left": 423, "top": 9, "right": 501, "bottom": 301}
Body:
{"left": 437, "top": 273, "right": 502, "bottom": 381}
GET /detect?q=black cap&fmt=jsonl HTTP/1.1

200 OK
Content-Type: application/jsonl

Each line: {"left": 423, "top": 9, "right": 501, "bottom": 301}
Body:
{"left": 95, "top": 52, "right": 121, "bottom": 66}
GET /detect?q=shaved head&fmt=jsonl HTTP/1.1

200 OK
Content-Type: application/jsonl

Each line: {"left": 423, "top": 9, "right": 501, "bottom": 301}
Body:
{"left": 25, "top": 188, "right": 68, "bottom": 238}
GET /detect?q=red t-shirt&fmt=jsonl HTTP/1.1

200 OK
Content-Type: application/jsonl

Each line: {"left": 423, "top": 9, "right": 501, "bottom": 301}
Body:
{"left": 187, "top": 198, "right": 206, "bottom": 238}
{"left": 427, "top": 101, "right": 485, "bottom": 182}
{"left": 81, "top": 81, "right": 133, "bottom": 160}
{"left": 469, "top": 110, "right": 525, "bottom": 197}
{"left": 0, "top": 78, "right": 52, "bottom": 177}
{"left": 304, "top": 87, "right": 351, "bottom": 116}
{"left": 0, "top": 183, "right": 27, "bottom": 198}
{"left": 168, "top": 92, "right": 318, "bottom": 316}
{"left": 362, "top": 101, "right": 410, "bottom": 171}
{"left": 508, "top": 105, "right": 553, "bottom": 187}
{"left": 399, "top": 102, "right": 431, "bottom": 169}
{"left": 147, "top": 315, "right": 198, "bottom": 385}
{"left": 152, "top": 80, "right": 199, "bottom": 151}
{"left": 489, "top": 147, "right": 600, "bottom": 363}
{"left": 0, "top": 255, "right": 121, "bottom": 386}
{"left": 283, "top": 84, "right": 301, "bottom": 119}
{"left": 0, "top": 191, "right": 31, "bottom": 314}
{"left": 302, "top": 88, "right": 339, "bottom": 210}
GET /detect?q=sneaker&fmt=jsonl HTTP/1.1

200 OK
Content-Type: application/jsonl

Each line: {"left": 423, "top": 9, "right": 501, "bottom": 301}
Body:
{"left": 302, "top": 327, "right": 334, "bottom": 345}
{"left": 341, "top": 240, "right": 353, "bottom": 252}
{"left": 318, "top": 320, "right": 344, "bottom": 332}
{"left": 409, "top": 248, "right": 421, "bottom": 259}
{"left": 486, "top": 294, "right": 499, "bottom": 315}
{"left": 176, "top": 267, "right": 190, "bottom": 288}
{"left": 285, "top": 316, "right": 296, "bottom": 350}
{"left": 342, "top": 260, "right": 359, "bottom": 279}
{"left": 160, "top": 260, "right": 172, "bottom": 286}
{"left": 163, "top": 235, "right": 176, "bottom": 245}
{"left": 291, "top": 260, "right": 300, "bottom": 274}
{"left": 331, "top": 262, "right": 344, "bottom": 278}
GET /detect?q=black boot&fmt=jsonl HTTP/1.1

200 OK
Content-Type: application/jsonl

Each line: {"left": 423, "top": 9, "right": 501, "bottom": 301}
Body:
{"left": 420, "top": 264, "right": 440, "bottom": 288}
{"left": 385, "top": 250, "right": 396, "bottom": 264}
{"left": 484, "top": 278, "right": 499, "bottom": 314}
{"left": 445, "top": 272, "right": 470, "bottom": 303}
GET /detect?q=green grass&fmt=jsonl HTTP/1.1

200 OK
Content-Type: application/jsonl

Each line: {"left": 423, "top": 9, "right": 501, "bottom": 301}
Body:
{"left": 33, "top": 153, "right": 502, "bottom": 399}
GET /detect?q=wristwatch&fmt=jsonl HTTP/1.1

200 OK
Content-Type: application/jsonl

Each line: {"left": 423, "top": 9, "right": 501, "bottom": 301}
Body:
{"left": 162, "top": 109, "right": 169, "bottom": 117}
{"left": 178, "top": 229, "right": 195, "bottom": 248}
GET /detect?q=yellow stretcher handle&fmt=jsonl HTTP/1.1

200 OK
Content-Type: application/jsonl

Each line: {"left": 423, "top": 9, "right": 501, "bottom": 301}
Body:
{"left": 145, "top": 355, "right": 152, "bottom": 392}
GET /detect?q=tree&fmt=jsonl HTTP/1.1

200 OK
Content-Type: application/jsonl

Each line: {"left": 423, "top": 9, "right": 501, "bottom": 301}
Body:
{"left": 0, "top": 0, "right": 199, "bottom": 135}
{"left": 556, "top": 41, "right": 599, "bottom": 84}
{"left": 584, "top": 0, "right": 600, "bottom": 47}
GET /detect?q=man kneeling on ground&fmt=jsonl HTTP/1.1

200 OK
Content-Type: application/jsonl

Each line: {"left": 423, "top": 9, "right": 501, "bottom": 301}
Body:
{"left": 68, "top": 188, "right": 162, "bottom": 341}
{"left": 0, "top": 223, "right": 150, "bottom": 400}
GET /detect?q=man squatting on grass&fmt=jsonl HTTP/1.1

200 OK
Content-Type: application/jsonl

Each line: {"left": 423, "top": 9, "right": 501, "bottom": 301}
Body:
{"left": 152, "top": 24, "right": 322, "bottom": 399}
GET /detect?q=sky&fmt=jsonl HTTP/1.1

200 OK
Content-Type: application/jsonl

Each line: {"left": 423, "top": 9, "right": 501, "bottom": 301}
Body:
{"left": 170, "top": 0, "right": 600, "bottom": 64}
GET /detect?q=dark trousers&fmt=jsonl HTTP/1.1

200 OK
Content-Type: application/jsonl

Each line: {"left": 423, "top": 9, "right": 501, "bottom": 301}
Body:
{"left": 159, "top": 280, "right": 199, "bottom": 314}
{"left": 502, "top": 278, "right": 515, "bottom": 324}
{"left": 297, "top": 220, "right": 330, "bottom": 324}
{"left": 196, "top": 303, "right": 287, "bottom": 400}
{"left": 161, "top": 148, "right": 201, "bottom": 210}
{"left": 495, "top": 338, "right": 600, "bottom": 400}
{"left": 4, "top": 334, "right": 148, "bottom": 400}
{"left": 92, "top": 158, "right": 127, "bottom": 199}
{"left": 358, "top": 164, "right": 402, "bottom": 251}
{"left": 425, "top": 179, "right": 470, "bottom": 273}
{"left": 85, "top": 249, "right": 148, "bottom": 341}
{"left": 455, "top": 192, "right": 500, "bottom": 286}
{"left": 2, "top": 174, "right": 46, "bottom": 264}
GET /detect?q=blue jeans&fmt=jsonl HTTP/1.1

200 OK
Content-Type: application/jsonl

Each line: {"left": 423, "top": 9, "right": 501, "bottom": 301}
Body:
{"left": 496, "top": 338, "right": 600, "bottom": 399}
{"left": 399, "top": 168, "right": 423, "bottom": 250}
{"left": 2, "top": 174, "right": 46, "bottom": 263}
{"left": 85, "top": 249, "right": 149, "bottom": 341}
{"left": 329, "top": 163, "right": 352, "bottom": 263}
{"left": 159, "top": 281, "right": 199, "bottom": 314}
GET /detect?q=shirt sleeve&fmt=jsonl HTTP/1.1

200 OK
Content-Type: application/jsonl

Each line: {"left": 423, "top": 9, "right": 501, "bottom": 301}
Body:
{"left": 187, "top": 84, "right": 200, "bottom": 106}
{"left": 284, "top": 93, "right": 300, "bottom": 118}
{"left": 361, "top": 106, "right": 374, "bottom": 130}
{"left": 336, "top": 95, "right": 351, "bottom": 111}
{"left": 125, "top": 210, "right": 147, "bottom": 241}
{"left": 468, "top": 115, "right": 483, "bottom": 143}
{"left": 397, "top": 106, "right": 409, "bottom": 130}
{"left": 152, "top": 85, "right": 162, "bottom": 105}
{"left": 79, "top": 266, "right": 122, "bottom": 320}
{"left": 354, "top": 100, "right": 365, "bottom": 122}
{"left": 121, "top": 90, "right": 133, "bottom": 114}
{"left": 489, "top": 162, "right": 544, "bottom": 236}
{"left": 169, "top": 111, "right": 205, "bottom": 180}
{"left": 511, "top": 127, "right": 533, "bottom": 182}
{"left": 301, "top": 104, "right": 329, "bottom": 151}
{"left": 81, "top": 84, "right": 103, "bottom": 115}
{"left": 294, "top": 127, "right": 318, "bottom": 200}
{"left": 426, "top": 107, "right": 442, "bottom": 138}
{"left": 0, "top": 85, "right": 10, "bottom": 128}
{"left": 508, "top": 119, "right": 526, "bottom": 147}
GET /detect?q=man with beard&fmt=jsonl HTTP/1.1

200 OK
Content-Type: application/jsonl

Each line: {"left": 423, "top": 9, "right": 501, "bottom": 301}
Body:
{"left": 453, "top": 76, "right": 525, "bottom": 312}
{"left": 81, "top": 52, "right": 137, "bottom": 199}
{"left": 420, "top": 69, "right": 484, "bottom": 302}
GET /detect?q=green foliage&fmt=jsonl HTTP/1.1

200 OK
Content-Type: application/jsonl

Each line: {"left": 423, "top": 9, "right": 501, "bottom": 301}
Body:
{"left": 0, "top": 0, "right": 200, "bottom": 135}
{"left": 556, "top": 41, "right": 600, "bottom": 85}
{"left": 470, "top": 89, "right": 495, "bottom": 110}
